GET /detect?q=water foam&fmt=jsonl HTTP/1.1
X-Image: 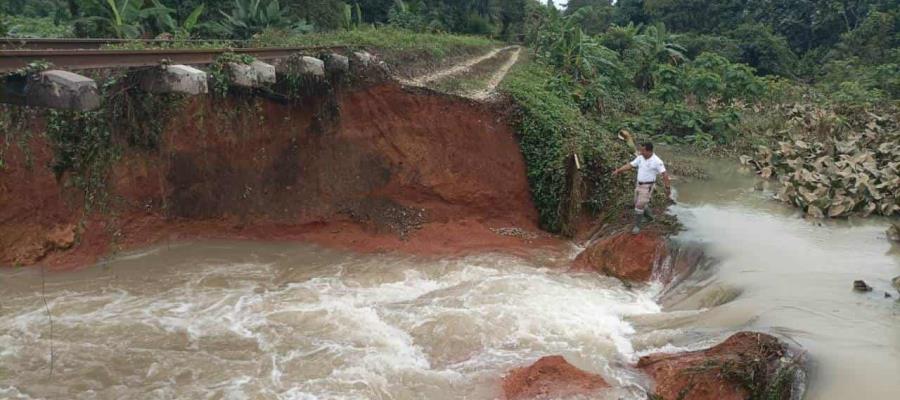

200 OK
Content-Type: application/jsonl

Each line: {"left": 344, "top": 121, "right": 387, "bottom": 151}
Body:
{"left": 0, "top": 246, "right": 662, "bottom": 399}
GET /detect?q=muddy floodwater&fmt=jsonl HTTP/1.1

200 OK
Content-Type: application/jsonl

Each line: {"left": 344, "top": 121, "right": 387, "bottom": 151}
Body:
{"left": 666, "top": 157, "right": 900, "bottom": 400}
{"left": 2, "top": 159, "right": 898, "bottom": 399}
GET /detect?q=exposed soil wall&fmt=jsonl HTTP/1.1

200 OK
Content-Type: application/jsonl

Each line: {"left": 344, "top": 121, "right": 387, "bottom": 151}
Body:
{"left": 1, "top": 82, "right": 553, "bottom": 268}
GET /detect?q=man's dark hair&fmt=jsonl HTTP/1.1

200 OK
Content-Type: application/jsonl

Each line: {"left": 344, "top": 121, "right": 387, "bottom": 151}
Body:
{"left": 642, "top": 142, "right": 654, "bottom": 152}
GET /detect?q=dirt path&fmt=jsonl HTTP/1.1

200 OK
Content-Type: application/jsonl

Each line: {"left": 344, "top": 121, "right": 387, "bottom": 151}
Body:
{"left": 470, "top": 47, "right": 521, "bottom": 101}
{"left": 399, "top": 45, "right": 518, "bottom": 87}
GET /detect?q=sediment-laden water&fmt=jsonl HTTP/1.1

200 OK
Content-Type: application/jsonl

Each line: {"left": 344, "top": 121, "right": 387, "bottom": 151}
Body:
{"left": 665, "top": 158, "right": 900, "bottom": 400}
{"left": 1, "top": 159, "right": 897, "bottom": 399}
{"left": 0, "top": 242, "right": 656, "bottom": 399}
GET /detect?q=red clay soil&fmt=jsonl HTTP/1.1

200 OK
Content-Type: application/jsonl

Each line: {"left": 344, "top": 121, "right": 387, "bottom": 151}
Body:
{"left": 638, "top": 332, "right": 796, "bottom": 400}
{"left": 572, "top": 230, "right": 668, "bottom": 282}
{"left": 502, "top": 356, "right": 609, "bottom": 400}
{"left": 1, "top": 83, "right": 561, "bottom": 269}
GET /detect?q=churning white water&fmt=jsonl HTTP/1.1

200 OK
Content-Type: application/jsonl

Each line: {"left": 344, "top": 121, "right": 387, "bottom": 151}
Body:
{"left": 0, "top": 243, "right": 659, "bottom": 399}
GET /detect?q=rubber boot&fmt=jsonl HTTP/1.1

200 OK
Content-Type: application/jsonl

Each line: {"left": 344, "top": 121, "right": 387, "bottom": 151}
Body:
{"left": 631, "top": 212, "right": 642, "bottom": 235}
{"left": 643, "top": 207, "right": 655, "bottom": 222}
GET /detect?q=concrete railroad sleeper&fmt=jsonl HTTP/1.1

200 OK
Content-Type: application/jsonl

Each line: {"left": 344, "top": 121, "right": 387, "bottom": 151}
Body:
{"left": 1, "top": 46, "right": 359, "bottom": 111}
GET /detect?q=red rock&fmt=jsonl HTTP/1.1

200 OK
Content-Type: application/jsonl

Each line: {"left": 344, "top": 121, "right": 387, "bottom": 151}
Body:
{"left": 638, "top": 332, "right": 802, "bottom": 400}
{"left": 45, "top": 224, "right": 77, "bottom": 250}
{"left": 573, "top": 231, "right": 668, "bottom": 282}
{"left": 502, "top": 356, "right": 609, "bottom": 400}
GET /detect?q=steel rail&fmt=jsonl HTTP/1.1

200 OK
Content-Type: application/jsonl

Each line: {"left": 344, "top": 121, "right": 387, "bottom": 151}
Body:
{"left": 0, "top": 46, "right": 344, "bottom": 73}
{"left": 0, "top": 38, "right": 229, "bottom": 50}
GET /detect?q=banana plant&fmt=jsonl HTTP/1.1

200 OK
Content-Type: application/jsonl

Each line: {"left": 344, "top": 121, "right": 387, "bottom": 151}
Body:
{"left": 212, "top": 0, "right": 292, "bottom": 39}
{"left": 636, "top": 24, "right": 686, "bottom": 65}
{"left": 534, "top": 7, "right": 623, "bottom": 83}
{"left": 633, "top": 23, "right": 687, "bottom": 90}
{"left": 144, "top": 1, "right": 206, "bottom": 38}
{"left": 78, "top": 0, "right": 190, "bottom": 39}
{"left": 342, "top": 3, "right": 353, "bottom": 30}
{"left": 95, "top": 0, "right": 143, "bottom": 38}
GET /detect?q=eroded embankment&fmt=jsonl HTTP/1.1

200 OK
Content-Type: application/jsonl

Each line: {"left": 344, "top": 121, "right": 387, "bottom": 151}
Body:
{"left": 1, "top": 80, "right": 559, "bottom": 268}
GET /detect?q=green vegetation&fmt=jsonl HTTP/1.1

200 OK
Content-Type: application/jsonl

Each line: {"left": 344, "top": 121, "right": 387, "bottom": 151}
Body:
{"left": 501, "top": 56, "right": 631, "bottom": 234}
{"left": 252, "top": 25, "right": 498, "bottom": 60}
{"left": 0, "top": 16, "right": 74, "bottom": 38}
{"left": 0, "top": 1, "right": 539, "bottom": 40}
{"left": 43, "top": 75, "right": 186, "bottom": 212}
{"left": 0, "top": 106, "right": 38, "bottom": 170}
{"left": 501, "top": 60, "right": 588, "bottom": 233}
{"left": 210, "top": 0, "right": 312, "bottom": 39}
{"left": 207, "top": 52, "right": 256, "bottom": 97}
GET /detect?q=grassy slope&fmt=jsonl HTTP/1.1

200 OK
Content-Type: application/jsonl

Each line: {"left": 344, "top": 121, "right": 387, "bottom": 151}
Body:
{"left": 267, "top": 27, "right": 498, "bottom": 58}
{"left": 500, "top": 53, "right": 633, "bottom": 234}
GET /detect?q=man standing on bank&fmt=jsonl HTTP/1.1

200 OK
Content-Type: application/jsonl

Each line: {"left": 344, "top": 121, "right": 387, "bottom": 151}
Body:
{"left": 612, "top": 142, "right": 671, "bottom": 234}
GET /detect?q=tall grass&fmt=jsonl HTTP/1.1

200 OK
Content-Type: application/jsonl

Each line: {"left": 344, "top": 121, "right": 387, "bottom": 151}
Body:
{"left": 252, "top": 26, "right": 500, "bottom": 61}
{"left": 501, "top": 54, "right": 632, "bottom": 234}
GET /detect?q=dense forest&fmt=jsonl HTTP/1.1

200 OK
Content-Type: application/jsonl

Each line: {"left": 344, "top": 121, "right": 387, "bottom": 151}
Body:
{"left": 2, "top": 0, "right": 898, "bottom": 223}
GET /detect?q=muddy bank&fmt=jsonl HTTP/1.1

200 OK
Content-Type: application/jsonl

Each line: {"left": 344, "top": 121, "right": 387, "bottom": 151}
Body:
{"left": 1, "top": 82, "right": 555, "bottom": 268}
{"left": 572, "top": 230, "right": 668, "bottom": 282}
{"left": 638, "top": 332, "right": 804, "bottom": 400}
{"left": 572, "top": 228, "right": 702, "bottom": 286}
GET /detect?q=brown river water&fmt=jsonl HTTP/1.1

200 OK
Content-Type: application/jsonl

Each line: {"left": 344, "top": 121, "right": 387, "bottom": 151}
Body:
{"left": 1, "top": 158, "right": 898, "bottom": 399}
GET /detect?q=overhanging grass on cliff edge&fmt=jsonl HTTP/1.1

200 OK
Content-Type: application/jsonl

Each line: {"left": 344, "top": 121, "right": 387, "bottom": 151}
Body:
{"left": 251, "top": 27, "right": 500, "bottom": 67}
{"left": 500, "top": 55, "right": 631, "bottom": 235}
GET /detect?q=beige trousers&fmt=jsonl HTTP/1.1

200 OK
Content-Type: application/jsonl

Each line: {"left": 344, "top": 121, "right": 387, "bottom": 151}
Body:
{"left": 634, "top": 183, "right": 654, "bottom": 214}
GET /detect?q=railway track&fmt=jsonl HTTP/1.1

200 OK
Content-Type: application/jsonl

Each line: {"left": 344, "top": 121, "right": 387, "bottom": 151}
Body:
{"left": 0, "top": 38, "right": 223, "bottom": 50}
{"left": 0, "top": 38, "right": 344, "bottom": 73}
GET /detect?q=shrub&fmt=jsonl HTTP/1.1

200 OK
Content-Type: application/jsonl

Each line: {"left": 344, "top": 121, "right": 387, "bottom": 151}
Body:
{"left": 1, "top": 16, "right": 73, "bottom": 38}
{"left": 727, "top": 23, "right": 799, "bottom": 77}
{"left": 501, "top": 58, "right": 630, "bottom": 234}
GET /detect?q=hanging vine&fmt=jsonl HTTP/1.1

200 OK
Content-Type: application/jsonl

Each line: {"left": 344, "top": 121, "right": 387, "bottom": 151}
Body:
{"left": 208, "top": 52, "right": 256, "bottom": 98}
{"left": 0, "top": 105, "right": 40, "bottom": 170}
{"left": 0, "top": 61, "right": 54, "bottom": 169}
{"left": 45, "top": 72, "right": 186, "bottom": 212}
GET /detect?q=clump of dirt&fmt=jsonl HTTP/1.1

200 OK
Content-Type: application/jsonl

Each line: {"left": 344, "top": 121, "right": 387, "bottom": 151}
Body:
{"left": 490, "top": 227, "right": 540, "bottom": 240}
{"left": 502, "top": 356, "right": 609, "bottom": 400}
{"left": 340, "top": 197, "right": 426, "bottom": 239}
{"left": 572, "top": 230, "right": 668, "bottom": 282}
